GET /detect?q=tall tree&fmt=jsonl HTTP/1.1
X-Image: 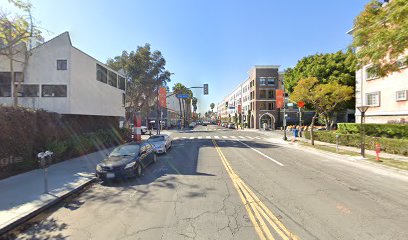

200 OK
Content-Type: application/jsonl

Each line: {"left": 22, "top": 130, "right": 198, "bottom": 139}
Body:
{"left": 210, "top": 102, "right": 215, "bottom": 112}
{"left": 0, "top": 0, "right": 42, "bottom": 106}
{"left": 291, "top": 77, "right": 354, "bottom": 145}
{"left": 107, "top": 44, "right": 171, "bottom": 124}
{"left": 284, "top": 50, "right": 356, "bottom": 110}
{"left": 352, "top": 0, "right": 408, "bottom": 76}
{"left": 191, "top": 97, "right": 198, "bottom": 113}
{"left": 172, "top": 83, "right": 189, "bottom": 127}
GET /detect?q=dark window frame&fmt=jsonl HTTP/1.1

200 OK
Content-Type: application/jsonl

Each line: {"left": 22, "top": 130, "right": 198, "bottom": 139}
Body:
{"left": 57, "top": 59, "right": 68, "bottom": 70}
{"left": 41, "top": 84, "right": 67, "bottom": 97}
{"left": 0, "top": 72, "right": 12, "bottom": 97}
{"left": 118, "top": 76, "right": 126, "bottom": 90}
{"left": 96, "top": 64, "right": 108, "bottom": 83}
{"left": 108, "top": 71, "right": 118, "bottom": 87}
{"left": 16, "top": 84, "right": 40, "bottom": 97}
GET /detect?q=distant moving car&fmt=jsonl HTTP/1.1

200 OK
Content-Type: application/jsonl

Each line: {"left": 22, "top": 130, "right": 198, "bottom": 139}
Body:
{"left": 141, "top": 126, "right": 148, "bottom": 134}
{"left": 228, "top": 123, "right": 235, "bottom": 129}
{"left": 189, "top": 122, "right": 196, "bottom": 128}
{"left": 147, "top": 134, "right": 172, "bottom": 154}
{"left": 202, "top": 122, "right": 208, "bottom": 126}
{"left": 96, "top": 142, "right": 157, "bottom": 181}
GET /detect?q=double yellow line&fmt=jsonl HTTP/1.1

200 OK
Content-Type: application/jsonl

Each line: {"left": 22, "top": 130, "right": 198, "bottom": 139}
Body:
{"left": 212, "top": 140, "right": 299, "bottom": 240}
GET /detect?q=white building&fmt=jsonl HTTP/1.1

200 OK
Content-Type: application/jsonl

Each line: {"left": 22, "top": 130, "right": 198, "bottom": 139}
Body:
{"left": 0, "top": 32, "right": 126, "bottom": 117}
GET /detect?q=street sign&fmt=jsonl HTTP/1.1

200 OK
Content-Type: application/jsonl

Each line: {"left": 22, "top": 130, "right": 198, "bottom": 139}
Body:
{"left": 298, "top": 101, "right": 305, "bottom": 108}
{"left": 176, "top": 94, "right": 189, "bottom": 99}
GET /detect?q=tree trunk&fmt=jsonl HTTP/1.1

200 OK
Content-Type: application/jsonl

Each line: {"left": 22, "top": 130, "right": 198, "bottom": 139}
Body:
{"left": 9, "top": 47, "right": 17, "bottom": 106}
{"left": 310, "top": 113, "right": 317, "bottom": 145}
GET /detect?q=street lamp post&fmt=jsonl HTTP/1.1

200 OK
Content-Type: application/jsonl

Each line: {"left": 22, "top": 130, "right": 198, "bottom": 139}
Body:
{"left": 282, "top": 81, "right": 287, "bottom": 141}
{"left": 357, "top": 105, "right": 370, "bottom": 158}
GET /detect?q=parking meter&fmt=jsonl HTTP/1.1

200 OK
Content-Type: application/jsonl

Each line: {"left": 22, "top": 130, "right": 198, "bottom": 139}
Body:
{"left": 37, "top": 151, "right": 53, "bottom": 193}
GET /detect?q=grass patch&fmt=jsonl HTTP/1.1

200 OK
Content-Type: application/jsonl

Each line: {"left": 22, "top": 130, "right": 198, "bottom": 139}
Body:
{"left": 299, "top": 141, "right": 408, "bottom": 171}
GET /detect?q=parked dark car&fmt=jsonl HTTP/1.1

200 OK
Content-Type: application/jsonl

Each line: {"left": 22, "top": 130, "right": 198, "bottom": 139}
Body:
{"left": 96, "top": 142, "right": 157, "bottom": 181}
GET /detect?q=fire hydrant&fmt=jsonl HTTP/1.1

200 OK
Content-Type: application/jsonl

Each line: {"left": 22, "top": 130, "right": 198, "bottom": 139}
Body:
{"left": 375, "top": 143, "right": 381, "bottom": 162}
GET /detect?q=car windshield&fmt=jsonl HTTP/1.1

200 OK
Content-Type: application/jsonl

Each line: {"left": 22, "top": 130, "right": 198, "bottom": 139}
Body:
{"left": 109, "top": 145, "right": 140, "bottom": 157}
{"left": 148, "top": 136, "right": 165, "bottom": 142}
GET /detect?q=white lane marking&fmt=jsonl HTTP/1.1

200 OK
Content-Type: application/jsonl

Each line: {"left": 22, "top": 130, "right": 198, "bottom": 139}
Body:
{"left": 198, "top": 136, "right": 203, "bottom": 139}
{"left": 206, "top": 136, "right": 211, "bottom": 139}
{"left": 189, "top": 137, "right": 195, "bottom": 139}
{"left": 254, "top": 137, "right": 261, "bottom": 139}
{"left": 222, "top": 136, "right": 228, "bottom": 139}
{"left": 238, "top": 140, "right": 285, "bottom": 167}
{"left": 230, "top": 136, "right": 237, "bottom": 139}
{"left": 214, "top": 136, "right": 220, "bottom": 139}
{"left": 246, "top": 136, "right": 254, "bottom": 139}
{"left": 182, "top": 137, "right": 187, "bottom": 139}
{"left": 238, "top": 136, "right": 246, "bottom": 139}
{"left": 174, "top": 137, "right": 179, "bottom": 140}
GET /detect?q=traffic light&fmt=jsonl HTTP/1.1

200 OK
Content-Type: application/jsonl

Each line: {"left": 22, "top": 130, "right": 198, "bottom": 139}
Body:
{"left": 203, "top": 84, "right": 208, "bottom": 95}
{"left": 225, "top": 102, "right": 228, "bottom": 108}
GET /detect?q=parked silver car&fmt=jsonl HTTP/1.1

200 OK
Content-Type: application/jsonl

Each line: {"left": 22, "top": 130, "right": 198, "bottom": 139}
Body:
{"left": 147, "top": 134, "right": 172, "bottom": 154}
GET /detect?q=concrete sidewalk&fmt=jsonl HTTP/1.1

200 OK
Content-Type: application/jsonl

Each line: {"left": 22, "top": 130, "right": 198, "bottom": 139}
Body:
{"left": 245, "top": 128, "right": 408, "bottom": 162}
{"left": 0, "top": 148, "right": 112, "bottom": 235}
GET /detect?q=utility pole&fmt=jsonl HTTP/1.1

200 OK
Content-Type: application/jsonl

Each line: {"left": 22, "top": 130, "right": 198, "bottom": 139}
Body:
{"left": 282, "top": 81, "right": 287, "bottom": 141}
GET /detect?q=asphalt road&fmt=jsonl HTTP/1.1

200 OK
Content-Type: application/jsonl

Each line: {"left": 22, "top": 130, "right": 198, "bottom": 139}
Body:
{"left": 10, "top": 125, "right": 408, "bottom": 240}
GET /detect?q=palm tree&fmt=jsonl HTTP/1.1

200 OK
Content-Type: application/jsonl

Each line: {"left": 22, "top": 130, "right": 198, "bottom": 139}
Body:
{"left": 210, "top": 103, "right": 215, "bottom": 112}
{"left": 192, "top": 97, "right": 198, "bottom": 113}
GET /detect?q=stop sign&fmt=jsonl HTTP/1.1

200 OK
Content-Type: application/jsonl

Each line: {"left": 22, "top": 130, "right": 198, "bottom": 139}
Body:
{"left": 298, "top": 101, "right": 305, "bottom": 108}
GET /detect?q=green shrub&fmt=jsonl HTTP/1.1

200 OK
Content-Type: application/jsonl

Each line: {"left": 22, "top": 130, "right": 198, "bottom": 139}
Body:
{"left": 337, "top": 123, "right": 408, "bottom": 139}
{"left": 304, "top": 130, "right": 408, "bottom": 156}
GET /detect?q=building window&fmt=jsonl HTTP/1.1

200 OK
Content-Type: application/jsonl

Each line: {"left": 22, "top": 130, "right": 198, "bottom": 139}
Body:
{"left": 108, "top": 71, "right": 118, "bottom": 87}
{"left": 96, "top": 64, "right": 107, "bottom": 83}
{"left": 396, "top": 90, "right": 407, "bottom": 101}
{"left": 14, "top": 72, "right": 24, "bottom": 82}
{"left": 366, "top": 92, "right": 380, "bottom": 106}
{"left": 16, "top": 84, "right": 39, "bottom": 97}
{"left": 267, "top": 102, "right": 274, "bottom": 110}
{"left": 0, "top": 72, "right": 11, "bottom": 97}
{"left": 396, "top": 58, "right": 407, "bottom": 69}
{"left": 122, "top": 93, "right": 126, "bottom": 107}
{"left": 260, "top": 90, "right": 266, "bottom": 99}
{"left": 267, "top": 90, "right": 274, "bottom": 99}
{"left": 267, "top": 77, "right": 275, "bottom": 85}
{"left": 118, "top": 76, "right": 126, "bottom": 90}
{"left": 260, "top": 78, "right": 266, "bottom": 86}
{"left": 42, "top": 85, "right": 67, "bottom": 97}
{"left": 57, "top": 60, "right": 67, "bottom": 70}
{"left": 366, "top": 66, "right": 379, "bottom": 80}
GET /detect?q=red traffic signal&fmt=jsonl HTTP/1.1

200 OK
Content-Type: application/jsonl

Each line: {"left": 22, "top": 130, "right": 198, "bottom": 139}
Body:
{"left": 297, "top": 101, "right": 305, "bottom": 108}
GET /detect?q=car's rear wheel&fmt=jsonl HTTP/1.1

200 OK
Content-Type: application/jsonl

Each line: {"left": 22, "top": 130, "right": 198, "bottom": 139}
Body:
{"left": 135, "top": 164, "right": 142, "bottom": 177}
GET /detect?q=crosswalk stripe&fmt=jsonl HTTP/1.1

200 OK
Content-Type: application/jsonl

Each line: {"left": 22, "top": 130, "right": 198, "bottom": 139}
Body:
{"left": 246, "top": 136, "right": 254, "bottom": 139}
{"left": 174, "top": 137, "right": 179, "bottom": 140}
{"left": 189, "top": 137, "right": 195, "bottom": 139}
{"left": 214, "top": 136, "right": 220, "bottom": 139}
{"left": 222, "top": 136, "right": 228, "bottom": 139}
{"left": 182, "top": 137, "right": 187, "bottom": 139}
{"left": 206, "top": 136, "right": 211, "bottom": 139}
{"left": 238, "top": 136, "right": 245, "bottom": 139}
{"left": 230, "top": 136, "right": 237, "bottom": 138}
{"left": 254, "top": 137, "right": 261, "bottom": 139}
{"left": 198, "top": 136, "right": 203, "bottom": 139}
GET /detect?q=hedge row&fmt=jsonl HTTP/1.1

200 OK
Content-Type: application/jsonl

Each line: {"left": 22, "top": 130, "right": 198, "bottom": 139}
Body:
{"left": 0, "top": 106, "right": 128, "bottom": 179}
{"left": 304, "top": 131, "right": 408, "bottom": 156}
{"left": 337, "top": 123, "right": 408, "bottom": 139}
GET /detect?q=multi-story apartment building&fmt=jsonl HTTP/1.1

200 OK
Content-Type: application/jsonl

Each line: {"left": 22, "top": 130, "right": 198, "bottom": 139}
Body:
{"left": 218, "top": 65, "right": 282, "bottom": 129}
{"left": 355, "top": 58, "right": 408, "bottom": 123}
{"left": 0, "top": 32, "right": 126, "bottom": 118}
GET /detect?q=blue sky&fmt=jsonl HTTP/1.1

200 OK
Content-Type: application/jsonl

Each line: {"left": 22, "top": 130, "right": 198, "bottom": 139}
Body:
{"left": 1, "top": 0, "right": 368, "bottom": 113}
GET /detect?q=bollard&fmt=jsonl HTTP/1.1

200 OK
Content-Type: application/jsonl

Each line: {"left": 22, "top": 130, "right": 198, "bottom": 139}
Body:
{"left": 375, "top": 143, "right": 381, "bottom": 161}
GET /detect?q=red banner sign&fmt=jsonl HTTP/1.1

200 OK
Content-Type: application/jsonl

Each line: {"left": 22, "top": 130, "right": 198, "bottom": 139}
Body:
{"left": 297, "top": 101, "right": 305, "bottom": 108}
{"left": 159, "top": 87, "right": 167, "bottom": 108}
{"left": 276, "top": 89, "right": 284, "bottom": 109}
{"left": 238, "top": 105, "right": 242, "bottom": 113}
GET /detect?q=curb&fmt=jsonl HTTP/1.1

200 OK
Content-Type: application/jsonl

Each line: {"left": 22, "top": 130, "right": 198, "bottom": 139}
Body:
{"left": 0, "top": 177, "right": 96, "bottom": 236}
